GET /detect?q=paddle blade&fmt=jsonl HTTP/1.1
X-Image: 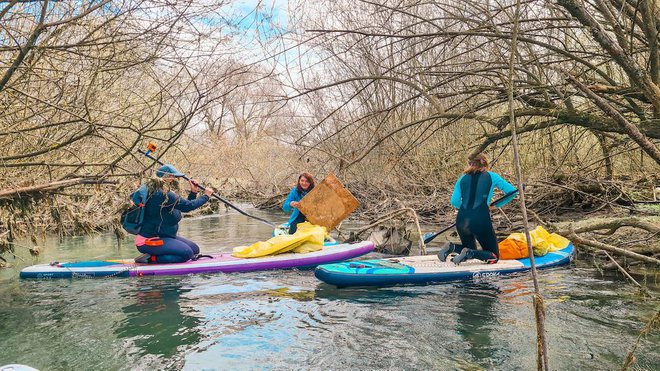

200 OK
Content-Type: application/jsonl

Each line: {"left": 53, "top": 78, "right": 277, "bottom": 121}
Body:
{"left": 422, "top": 223, "right": 457, "bottom": 244}
{"left": 423, "top": 232, "right": 439, "bottom": 244}
{"left": 491, "top": 190, "right": 518, "bottom": 208}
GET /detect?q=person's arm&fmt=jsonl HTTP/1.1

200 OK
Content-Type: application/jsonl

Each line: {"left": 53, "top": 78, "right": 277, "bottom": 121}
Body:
{"left": 489, "top": 172, "right": 517, "bottom": 207}
{"left": 167, "top": 191, "right": 210, "bottom": 212}
{"left": 187, "top": 179, "right": 201, "bottom": 200}
{"left": 450, "top": 176, "right": 464, "bottom": 209}
{"left": 282, "top": 188, "right": 297, "bottom": 213}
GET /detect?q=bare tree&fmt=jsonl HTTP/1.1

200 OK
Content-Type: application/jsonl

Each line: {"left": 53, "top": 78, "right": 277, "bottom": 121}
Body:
{"left": 282, "top": 0, "right": 660, "bottom": 179}
{"left": 0, "top": 0, "right": 285, "bottom": 246}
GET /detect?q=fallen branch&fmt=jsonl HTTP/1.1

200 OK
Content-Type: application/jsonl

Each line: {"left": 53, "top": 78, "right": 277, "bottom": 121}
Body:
{"left": 537, "top": 180, "right": 641, "bottom": 213}
{"left": 556, "top": 216, "right": 660, "bottom": 236}
{"left": 601, "top": 251, "right": 643, "bottom": 289}
{"left": 0, "top": 178, "right": 117, "bottom": 200}
{"left": 253, "top": 191, "right": 288, "bottom": 209}
{"left": 567, "top": 228, "right": 660, "bottom": 265}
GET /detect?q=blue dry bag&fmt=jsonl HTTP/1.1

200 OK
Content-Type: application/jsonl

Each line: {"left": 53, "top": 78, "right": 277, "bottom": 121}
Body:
{"left": 120, "top": 184, "right": 148, "bottom": 234}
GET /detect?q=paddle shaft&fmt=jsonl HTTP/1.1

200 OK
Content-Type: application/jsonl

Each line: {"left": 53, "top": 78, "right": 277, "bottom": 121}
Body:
{"left": 423, "top": 189, "right": 519, "bottom": 244}
{"left": 138, "top": 149, "right": 276, "bottom": 227}
{"left": 423, "top": 223, "right": 456, "bottom": 244}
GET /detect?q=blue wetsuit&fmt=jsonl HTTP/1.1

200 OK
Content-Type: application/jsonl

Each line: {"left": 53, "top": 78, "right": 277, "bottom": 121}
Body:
{"left": 450, "top": 171, "right": 516, "bottom": 260}
{"left": 282, "top": 187, "right": 310, "bottom": 234}
{"left": 133, "top": 189, "right": 209, "bottom": 263}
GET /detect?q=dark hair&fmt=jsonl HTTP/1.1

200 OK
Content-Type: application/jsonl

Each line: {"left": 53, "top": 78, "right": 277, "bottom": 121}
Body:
{"left": 296, "top": 172, "right": 315, "bottom": 193}
{"left": 465, "top": 153, "right": 489, "bottom": 174}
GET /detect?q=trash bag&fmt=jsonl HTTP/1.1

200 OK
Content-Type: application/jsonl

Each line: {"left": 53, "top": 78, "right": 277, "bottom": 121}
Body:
{"left": 499, "top": 226, "right": 570, "bottom": 258}
{"left": 367, "top": 225, "right": 412, "bottom": 255}
{"left": 232, "top": 222, "right": 327, "bottom": 258}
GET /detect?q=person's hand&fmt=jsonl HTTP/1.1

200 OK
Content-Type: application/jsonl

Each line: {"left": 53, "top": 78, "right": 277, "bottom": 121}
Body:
{"left": 204, "top": 187, "right": 214, "bottom": 197}
{"left": 489, "top": 205, "right": 497, "bottom": 211}
{"left": 189, "top": 179, "right": 200, "bottom": 193}
{"left": 290, "top": 201, "right": 300, "bottom": 208}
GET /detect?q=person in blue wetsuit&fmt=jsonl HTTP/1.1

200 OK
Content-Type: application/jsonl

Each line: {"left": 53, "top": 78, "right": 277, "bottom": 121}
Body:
{"left": 133, "top": 164, "right": 214, "bottom": 264}
{"left": 282, "top": 172, "right": 315, "bottom": 234}
{"left": 438, "top": 153, "right": 517, "bottom": 265}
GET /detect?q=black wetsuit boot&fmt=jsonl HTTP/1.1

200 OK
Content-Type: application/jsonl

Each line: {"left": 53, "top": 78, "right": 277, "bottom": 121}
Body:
{"left": 437, "top": 242, "right": 459, "bottom": 262}
{"left": 452, "top": 247, "right": 498, "bottom": 265}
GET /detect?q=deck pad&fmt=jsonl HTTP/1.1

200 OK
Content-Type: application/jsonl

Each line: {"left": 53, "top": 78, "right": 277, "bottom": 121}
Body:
{"left": 389, "top": 256, "right": 524, "bottom": 274}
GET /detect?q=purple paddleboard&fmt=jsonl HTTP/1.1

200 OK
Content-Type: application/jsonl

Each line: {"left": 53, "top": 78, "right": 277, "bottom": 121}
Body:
{"left": 20, "top": 241, "right": 374, "bottom": 279}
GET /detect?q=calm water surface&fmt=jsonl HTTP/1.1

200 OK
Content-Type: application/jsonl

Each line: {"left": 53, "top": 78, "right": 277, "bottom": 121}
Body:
{"left": 0, "top": 208, "right": 658, "bottom": 370}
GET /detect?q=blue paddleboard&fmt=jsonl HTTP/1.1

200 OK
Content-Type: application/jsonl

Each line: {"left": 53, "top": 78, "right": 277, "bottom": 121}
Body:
{"left": 315, "top": 243, "right": 575, "bottom": 287}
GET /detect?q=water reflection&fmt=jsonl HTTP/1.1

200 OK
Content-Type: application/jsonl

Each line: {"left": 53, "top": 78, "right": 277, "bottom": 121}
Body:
{"left": 114, "top": 279, "right": 202, "bottom": 360}
{"left": 454, "top": 282, "right": 500, "bottom": 363}
{"left": 313, "top": 284, "right": 435, "bottom": 304}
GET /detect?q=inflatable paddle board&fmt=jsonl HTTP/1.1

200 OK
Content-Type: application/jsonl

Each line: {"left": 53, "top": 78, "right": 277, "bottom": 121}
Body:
{"left": 315, "top": 243, "right": 575, "bottom": 287}
{"left": 20, "top": 241, "right": 374, "bottom": 279}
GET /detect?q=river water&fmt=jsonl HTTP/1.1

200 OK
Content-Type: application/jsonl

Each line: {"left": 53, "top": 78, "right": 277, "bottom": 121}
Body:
{"left": 0, "top": 208, "right": 658, "bottom": 370}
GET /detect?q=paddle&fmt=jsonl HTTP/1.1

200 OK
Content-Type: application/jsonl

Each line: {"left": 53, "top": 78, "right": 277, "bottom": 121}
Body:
{"left": 423, "top": 189, "right": 519, "bottom": 244}
{"left": 137, "top": 145, "right": 276, "bottom": 228}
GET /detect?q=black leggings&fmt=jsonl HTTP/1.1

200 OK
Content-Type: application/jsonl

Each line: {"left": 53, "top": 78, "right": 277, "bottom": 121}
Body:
{"left": 288, "top": 212, "right": 307, "bottom": 234}
{"left": 137, "top": 235, "right": 200, "bottom": 264}
{"left": 455, "top": 204, "right": 499, "bottom": 260}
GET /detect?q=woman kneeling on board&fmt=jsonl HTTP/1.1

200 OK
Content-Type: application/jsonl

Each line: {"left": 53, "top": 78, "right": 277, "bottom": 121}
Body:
{"left": 283, "top": 172, "right": 315, "bottom": 234}
{"left": 439, "top": 153, "right": 516, "bottom": 265}
{"left": 134, "top": 164, "right": 214, "bottom": 264}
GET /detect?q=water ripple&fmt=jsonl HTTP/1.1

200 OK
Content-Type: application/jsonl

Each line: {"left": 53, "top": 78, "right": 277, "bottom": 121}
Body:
{"left": 1, "top": 211, "right": 658, "bottom": 370}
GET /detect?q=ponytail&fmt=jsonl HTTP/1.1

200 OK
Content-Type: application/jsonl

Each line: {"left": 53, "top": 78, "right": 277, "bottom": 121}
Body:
{"left": 465, "top": 153, "right": 489, "bottom": 174}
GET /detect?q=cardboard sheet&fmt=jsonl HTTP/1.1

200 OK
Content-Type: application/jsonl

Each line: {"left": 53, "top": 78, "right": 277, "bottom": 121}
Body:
{"left": 297, "top": 173, "right": 359, "bottom": 230}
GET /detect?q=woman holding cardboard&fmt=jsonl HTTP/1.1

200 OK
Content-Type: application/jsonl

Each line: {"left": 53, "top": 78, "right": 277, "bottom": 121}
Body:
{"left": 282, "top": 172, "right": 315, "bottom": 234}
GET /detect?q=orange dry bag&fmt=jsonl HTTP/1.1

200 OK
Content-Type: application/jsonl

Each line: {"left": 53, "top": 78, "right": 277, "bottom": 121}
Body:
{"left": 498, "top": 238, "right": 529, "bottom": 260}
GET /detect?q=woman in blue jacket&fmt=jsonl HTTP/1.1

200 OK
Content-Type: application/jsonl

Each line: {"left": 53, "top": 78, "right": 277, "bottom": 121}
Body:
{"left": 439, "top": 153, "right": 517, "bottom": 265}
{"left": 133, "top": 164, "right": 214, "bottom": 264}
{"left": 282, "top": 172, "right": 315, "bottom": 234}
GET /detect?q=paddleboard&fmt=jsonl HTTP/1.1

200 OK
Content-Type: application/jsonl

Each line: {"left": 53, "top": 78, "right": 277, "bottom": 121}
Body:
{"left": 315, "top": 243, "right": 575, "bottom": 287}
{"left": 20, "top": 241, "right": 374, "bottom": 279}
